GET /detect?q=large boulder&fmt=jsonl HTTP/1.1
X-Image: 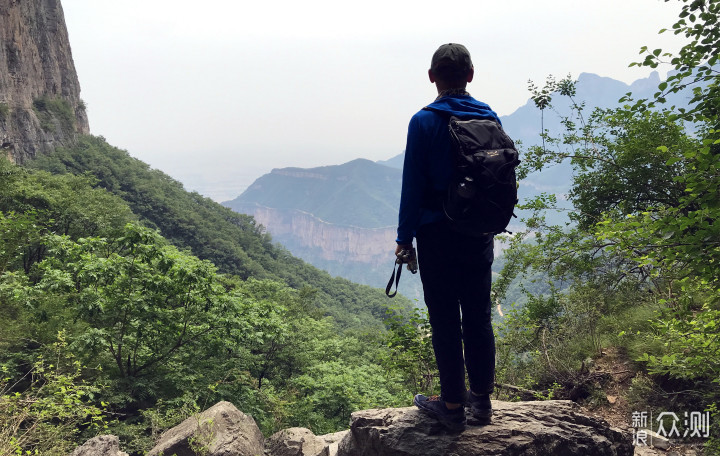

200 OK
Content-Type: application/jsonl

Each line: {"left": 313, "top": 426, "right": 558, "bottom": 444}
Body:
{"left": 265, "top": 427, "right": 329, "bottom": 456}
{"left": 337, "top": 400, "right": 633, "bottom": 456}
{"left": 71, "top": 435, "right": 128, "bottom": 456}
{"left": 147, "top": 401, "right": 264, "bottom": 456}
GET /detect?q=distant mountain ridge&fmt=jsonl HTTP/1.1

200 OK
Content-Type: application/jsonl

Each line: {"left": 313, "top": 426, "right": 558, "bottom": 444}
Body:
{"left": 226, "top": 158, "right": 401, "bottom": 229}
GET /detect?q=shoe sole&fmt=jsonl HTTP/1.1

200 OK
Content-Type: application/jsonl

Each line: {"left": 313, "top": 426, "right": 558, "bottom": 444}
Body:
{"left": 468, "top": 407, "right": 492, "bottom": 423}
{"left": 414, "top": 399, "right": 466, "bottom": 431}
{"left": 416, "top": 407, "right": 466, "bottom": 431}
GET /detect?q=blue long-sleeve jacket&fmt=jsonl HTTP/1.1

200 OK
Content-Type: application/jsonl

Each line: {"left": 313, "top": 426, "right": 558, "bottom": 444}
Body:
{"left": 396, "top": 95, "right": 501, "bottom": 244}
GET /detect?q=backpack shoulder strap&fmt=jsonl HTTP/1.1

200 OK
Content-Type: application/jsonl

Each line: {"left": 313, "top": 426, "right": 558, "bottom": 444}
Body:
{"left": 422, "top": 106, "right": 445, "bottom": 115}
{"left": 423, "top": 106, "right": 504, "bottom": 129}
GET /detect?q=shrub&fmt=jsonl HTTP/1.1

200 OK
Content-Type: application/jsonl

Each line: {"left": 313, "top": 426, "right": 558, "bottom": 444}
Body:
{"left": 32, "top": 96, "right": 75, "bottom": 134}
{"left": 0, "top": 332, "right": 106, "bottom": 456}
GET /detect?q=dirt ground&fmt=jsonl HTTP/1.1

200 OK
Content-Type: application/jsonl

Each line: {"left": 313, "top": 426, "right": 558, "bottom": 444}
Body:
{"left": 580, "top": 347, "right": 708, "bottom": 456}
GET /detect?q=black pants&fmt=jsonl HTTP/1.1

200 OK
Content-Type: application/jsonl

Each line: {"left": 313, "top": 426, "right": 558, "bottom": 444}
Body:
{"left": 416, "top": 221, "right": 495, "bottom": 404}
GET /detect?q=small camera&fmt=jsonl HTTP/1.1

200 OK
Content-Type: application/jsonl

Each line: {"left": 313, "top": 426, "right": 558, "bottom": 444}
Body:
{"left": 396, "top": 248, "right": 418, "bottom": 274}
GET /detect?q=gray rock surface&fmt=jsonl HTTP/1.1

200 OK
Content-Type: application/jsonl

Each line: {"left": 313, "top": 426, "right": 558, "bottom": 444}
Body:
{"left": 71, "top": 435, "right": 128, "bottom": 456}
{"left": 265, "top": 427, "right": 328, "bottom": 456}
{"left": 646, "top": 430, "right": 670, "bottom": 450}
{"left": 337, "top": 400, "right": 633, "bottom": 456}
{"left": 318, "top": 431, "right": 349, "bottom": 456}
{"left": 147, "top": 401, "right": 264, "bottom": 456}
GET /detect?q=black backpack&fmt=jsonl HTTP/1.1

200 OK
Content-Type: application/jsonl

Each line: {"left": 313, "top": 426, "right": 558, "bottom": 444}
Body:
{"left": 425, "top": 109, "right": 520, "bottom": 236}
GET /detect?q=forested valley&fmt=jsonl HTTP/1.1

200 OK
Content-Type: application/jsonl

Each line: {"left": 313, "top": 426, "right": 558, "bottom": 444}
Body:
{"left": 1, "top": 0, "right": 719, "bottom": 454}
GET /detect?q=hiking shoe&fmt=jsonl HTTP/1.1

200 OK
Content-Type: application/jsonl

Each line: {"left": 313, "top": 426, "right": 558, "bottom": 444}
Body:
{"left": 413, "top": 394, "right": 466, "bottom": 431}
{"left": 466, "top": 390, "right": 492, "bottom": 422}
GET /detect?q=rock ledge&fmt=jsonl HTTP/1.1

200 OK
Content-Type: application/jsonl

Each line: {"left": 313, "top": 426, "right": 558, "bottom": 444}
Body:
{"left": 337, "top": 400, "right": 633, "bottom": 456}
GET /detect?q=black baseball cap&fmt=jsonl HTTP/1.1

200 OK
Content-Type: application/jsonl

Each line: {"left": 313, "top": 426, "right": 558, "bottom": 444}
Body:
{"left": 430, "top": 43, "right": 473, "bottom": 76}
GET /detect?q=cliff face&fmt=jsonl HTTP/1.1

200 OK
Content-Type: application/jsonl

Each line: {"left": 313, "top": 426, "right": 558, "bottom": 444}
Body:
{"left": 223, "top": 158, "right": 407, "bottom": 289}
{"left": 247, "top": 204, "right": 396, "bottom": 266}
{"left": 0, "top": 0, "right": 88, "bottom": 163}
{"left": 236, "top": 202, "right": 425, "bottom": 300}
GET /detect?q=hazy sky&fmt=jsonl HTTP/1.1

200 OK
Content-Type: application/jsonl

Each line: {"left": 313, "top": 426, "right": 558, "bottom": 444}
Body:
{"left": 62, "top": 0, "right": 683, "bottom": 201}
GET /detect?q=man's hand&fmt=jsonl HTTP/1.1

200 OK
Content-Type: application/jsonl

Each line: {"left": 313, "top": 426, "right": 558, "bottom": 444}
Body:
{"left": 395, "top": 244, "right": 413, "bottom": 256}
{"left": 395, "top": 243, "right": 418, "bottom": 274}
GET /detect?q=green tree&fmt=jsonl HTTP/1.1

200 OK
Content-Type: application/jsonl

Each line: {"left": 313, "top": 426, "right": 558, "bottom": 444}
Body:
{"left": 36, "top": 223, "right": 246, "bottom": 381}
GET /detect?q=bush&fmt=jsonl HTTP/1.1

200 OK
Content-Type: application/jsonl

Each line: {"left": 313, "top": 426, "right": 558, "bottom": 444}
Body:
{"left": 32, "top": 96, "right": 76, "bottom": 134}
{"left": 0, "top": 333, "right": 106, "bottom": 456}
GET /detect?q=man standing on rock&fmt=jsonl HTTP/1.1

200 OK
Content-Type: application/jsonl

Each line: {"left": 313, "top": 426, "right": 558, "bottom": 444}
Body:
{"left": 395, "top": 43, "right": 499, "bottom": 431}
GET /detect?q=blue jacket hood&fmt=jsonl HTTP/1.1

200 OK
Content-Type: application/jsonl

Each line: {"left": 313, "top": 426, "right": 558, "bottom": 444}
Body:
{"left": 424, "top": 95, "right": 501, "bottom": 125}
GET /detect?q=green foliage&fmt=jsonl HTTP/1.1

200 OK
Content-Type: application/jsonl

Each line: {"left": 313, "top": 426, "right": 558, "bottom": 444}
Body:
{"left": 630, "top": 0, "right": 720, "bottom": 125}
{"left": 597, "top": 8, "right": 720, "bottom": 426}
{"left": 0, "top": 102, "right": 9, "bottom": 120}
{"left": 382, "top": 307, "right": 438, "bottom": 396}
{"left": 570, "top": 109, "right": 694, "bottom": 228}
{"left": 0, "top": 210, "right": 44, "bottom": 275}
{"left": 494, "top": 279, "right": 646, "bottom": 394}
{"left": 289, "top": 361, "right": 405, "bottom": 434}
{"left": 0, "top": 156, "right": 134, "bottom": 250}
{"left": 638, "top": 302, "right": 720, "bottom": 381}
{"left": 0, "top": 333, "right": 106, "bottom": 456}
{"left": 32, "top": 96, "right": 76, "bottom": 134}
{"left": 495, "top": 4, "right": 720, "bottom": 450}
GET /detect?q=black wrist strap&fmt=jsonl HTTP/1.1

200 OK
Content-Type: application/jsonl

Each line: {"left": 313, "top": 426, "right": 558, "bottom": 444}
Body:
{"left": 385, "top": 260, "right": 402, "bottom": 298}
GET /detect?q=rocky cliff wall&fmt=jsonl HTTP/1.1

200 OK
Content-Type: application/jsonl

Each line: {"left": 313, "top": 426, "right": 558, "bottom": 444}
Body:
{"left": 249, "top": 205, "right": 396, "bottom": 266}
{"left": 0, "top": 0, "right": 88, "bottom": 163}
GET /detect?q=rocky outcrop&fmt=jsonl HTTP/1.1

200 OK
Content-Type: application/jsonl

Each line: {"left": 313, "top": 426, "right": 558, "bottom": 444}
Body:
{"left": 73, "top": 400, "right": 635, "bottom": 456}
{"left": 70, "top": 435, "right": 128, "bottom": 456}
{"left": 337, "top": 400, "right": 633, "bottom": 456}
{"left": 0, "top": 0, "right": 89, "bottom": 163}
{"left": 147, "top": 401, "right": 264, "bottom": 456}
